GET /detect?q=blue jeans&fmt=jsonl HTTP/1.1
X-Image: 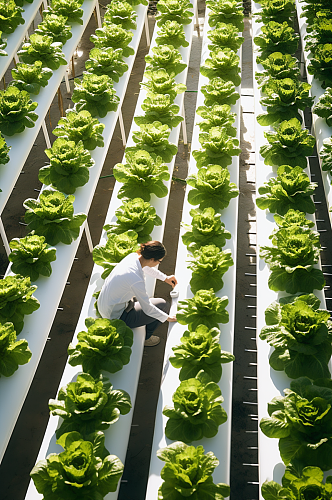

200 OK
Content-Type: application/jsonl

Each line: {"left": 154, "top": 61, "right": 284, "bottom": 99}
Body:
{"left": 120, "top": 298, "right": 170, "bottom": 339}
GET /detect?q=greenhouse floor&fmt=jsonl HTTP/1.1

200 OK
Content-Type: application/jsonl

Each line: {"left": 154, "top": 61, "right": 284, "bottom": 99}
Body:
{"left": 0, "top": 2, "right": 318, "bottom": 499}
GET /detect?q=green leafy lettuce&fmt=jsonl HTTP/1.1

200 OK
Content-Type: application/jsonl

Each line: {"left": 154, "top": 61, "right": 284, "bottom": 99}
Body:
{"left": 155, "top": 20, "right": 189, "bottom": 48}
{"left": 0, "top": 31, "right": 7, "bottom": 57}
{"left": 313, "top": 87, "right": 332, "bottom": 126}
{"left": 9, "top": 234, "right": 56, "bottom": 282}
{"left": 72, "top": 73, "right": 119, "bottom": 118}
{"left": 145, "top": 44, "right": 186, "bottom": 76}
{"left": 134, "top": 93, "right": 183, "bottom": 129}
{"left": 140, "top": 69, "right": 186, "bottom": 101}
{"left": 0, "top": 321, "right": 31, "bottom": 377}
{"left": 0, "top": 133, "right": 10, "bottom": 164}
{"left": 10, "top": 61, "right": 52, "bottom": 95}
{"left": 254, "top": 21, "right": 299, "bottom": 62}
{"left": 24, "top": 189, "right": 87, "bottom": 246}
{"left": 260, "top": 223, "right": 325, "bottom": 294}
{"left": 207, "top": 22, "right": 244, "bottom": 52}
{"left": 256, "top": 164, "right": 317, "bottom": 215}
{"left": 188, "top": 245, "right": 234, "bottom": 294}
{"left": 261, "top": 465, "right": 332, "bottom": 500}
{"left": 0, "top": 0, "right": 24, "bottom": 34}
{"left": 103, "top": 1, "right": 137, "bottom": 30}
{"left": 260, "top": 294, "right": 332, "bottom": 379}
{"left": 254, "top": 0, "right": 296, "bottom": 25}
{"left": 255, "top": 52, "right": 300, "bottom": 91}
{"left": 126, "top": 121, "right": 178, "bottom": 163}
{"left": 257, "top": 78, "right": 313, "bottom": 126}
{"left": 53, "top": 109, "right": 105, "bottom": 150}
{"left": 30, "top": 431, "right": 124, "bottom": 499}
{"left": 0, "top": 275, "right": 40, "bottom": 333}
{"left": 308, "top": 43, "right": 332, "bottom": 89}
{"left": 260, "top": 377, "right": 332, "bottom": 470}
{"left": 90, "top": 23, "right": 134, "bottom": 58}
{"left": 0, "top": 87, "right": 38, "bottom": 136}
{"left": 39, "top": 138, "right": 94, "bottom": 195}
{"left": 182, "top": 207, "right": 231, "bottom": 252}
{"left": 85, "top": 47, "right": 128, "bottom": 82}
{"left": 35, "top": 13, "right": 72, "bottom": 45}
{"left": 103, "top": 197, "right": 162, "bottom": 243}
{"left": 156, "top": 0, "right": 193, "bottom": 27}
{"left": 200, "top": 48, "right": 241, "bottom": 87}
{"left": 201, "top": 77, "right": 240, "bottom": 106}
{"left": 170, "top": 325, "right": 234, "bottom": 382}
{"left": 176, "top": 288, "right": 229, "bottom": 331}
{"left": 196, "top": 104, "right": 236, "bottom": 136}
{"left": 187, "top": 164, "right": 239, "bottom": 212}
{"left": 320, "top": 137, "right": 332, "bottom": 176}
{"left": 92, "top": 230, "right": 139, "bottom": 279}
{"left": 49, "top": 373, "right": 131, "bottom": 438}
{"left": 68, "top": 317, "right": 133, "bottom": 377}
{"left": 273, "top": 209, "right": 315, "bottom": 229}
{"left": 18, "top": 34, "right": 67, "bottom": 70}
{"left": 114, "top": 149, "right": 170, "bottom": 201}
{"left": 305, "top": 16, "right": 332, "bottom": 53}
{"left": 45, "top": 0, "right": 84, "bottom": 25}
{"left": 206, "top": 0, "right": 244, "bottom": 31}
{"left": 192, "top": 126, "right": 241, "bottom": 169}
{"left": 163, "top": 370, "right": 227, "bottom": 442}
{"left": 157, "top": 441, "right": 230, "bottom": 500}
{"left": 260, "top": 118, "right": 315, "bottom": 169}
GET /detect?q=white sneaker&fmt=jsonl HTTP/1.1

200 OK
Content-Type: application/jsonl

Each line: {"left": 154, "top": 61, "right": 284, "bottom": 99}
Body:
{"left": 144, "top": 335, "right": 160, "bottom": 347}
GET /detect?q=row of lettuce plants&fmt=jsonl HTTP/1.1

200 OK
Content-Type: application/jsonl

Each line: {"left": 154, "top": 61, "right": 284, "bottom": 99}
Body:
{"left": 296, "top": 0, "right": 332, "bottom": 221}
{"left": 0, "top": 0, "right": 150, "bottom": 383}
{"left": 0, "top": 0, "right": 37, "bottom": 59}
{"left": 27, "top": 1, "right": 198, "bottom": 498}
{"left": 145, "top": 1, "right": 245, "bottom": 498}
{"left": 252, "top": 0, "right": 332, "bottom": 498}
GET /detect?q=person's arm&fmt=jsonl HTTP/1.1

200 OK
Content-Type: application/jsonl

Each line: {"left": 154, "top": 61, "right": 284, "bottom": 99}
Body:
{"left": 143, "top": 265, "right": 167, "bottom": 281}
{"left": 131, "top": 279, "right": 169, "bottom": 322}
{"left": 143, "top": 266, "right": 178, "bottom": 288}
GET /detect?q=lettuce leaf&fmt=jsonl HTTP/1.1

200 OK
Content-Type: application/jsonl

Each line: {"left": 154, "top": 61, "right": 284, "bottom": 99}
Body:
{"left": 201, "top": 77, "right": 240, "bottom": 106}
{"left": 157, "top": 441, "right": 230, "bottom": 500}
{"left": 49, "top": 373, "right": 132, "bottom": 438}
{"left": 10, "top": 61, "right": 52, "bottom": 95}
{"left": 155, "top": 0, "right": 193, "bottom": 27}
{"left": 0, "top": 0, "right": 24, "bottom": 34}
{"left": 170, "top": 325, "right": 234, "bottom": 382}
{"left": 92, "top": 230, "right": 139, "bottom": 279}
{"left": 206, "top": 0, "right": 244, "bottom": 31}
{"left": 103, "top": 0, "right": 137, "bottom": 30}
{"left": 207, "top": 22, "right": 244, "bottom": 52}
{"left": 24, "top": 189, "right": 87, "bottom": 246}
{"left": 134, "top": 92, "right": 183, "bottom": 128}
{"left": 182, "top": 207, "right": 231, "bottom": 252}
{"left": 104, "top": 197, "right": 162, "bottom": 243}
{"left": 260, "top": 294, "right": 332, "bottom": 379}
{"left": 313, "top": 86, "right": 332, "bottom": 126}
{"left": 114, "top": 149, "right": 170, "bottom": 201}
{"left": 9, "top": 234, "right": 56, "bottom": 282}
{"left": 145, "top": 44, "right": 186, "bottom": 76}
{"left": 85, "top": 47, "right": 128, "bottom": 82}
{"left": 53, "top": 109, "right": 105, "bottom": 150}
{"left": 30, "top": 431, "right": 124, "bottom": 498}
{"left": 260, "top": 118, "right": 315, "bottom": 169}
{"left": 254, "top": 21, "right": 299, "bottom": 62}
{"left": 308, "top": 43, "right": 332, "bottom": 89}
{"left": 155, "top": 19, "right": 189, "bottom": 48}
{"left": 256, "top": 164, "right": 317, "bottom": 215}
{"left": 0, "top": 87, "right": 38, "bottom": 136}
{"left": 196, "top": 103, "right": 236, "bottom": 136}
{"left": 44, "top": 0, "right": 84, "bottom": 25}
{"left": 0, "top": 275, "right": 40, "bottom": 334}
{"left": 18, "top": 34, "right": 67, "bottom": 70}
{"left": 177, "top": 288, "right": 229, "bottom": 331}
{"left": 90, "top": 23, "right": 134, "bottom": 58}
{"left": 140, "top": 68, "right": 186, "bottom": 101}
{"left": 35, "top": 13, "right": 72, "bottom": 45}
{"left": 200, "top": 48, "right": 241, "bottom": 86}
{"left": 163, "top": 370, "right": 227, "bottom": 442}
{"left": 72, "top": 73, "right": 119, "bottom": 118}
{"left": 68, "top": 317, "right": 133, "bottom": 376}
{"left": 255, "top": 52, "right": 300, "bottom": 91}
{"left": 193, "top": 126, "right": 241, "bottom": 169}
{"left": 187, "top": 164, "right": 239, "bottom": 212}
{"left": 0, "top": 321, "right": 31, "bottom": 377}
{"left": 0, "top": 133, "right": 10, "bottom": 165}
{"left": 126, "top": 121, "right": 178, "bottom": 163}
{"left": 188, "top": 245, "right": 234, "bottom": 294}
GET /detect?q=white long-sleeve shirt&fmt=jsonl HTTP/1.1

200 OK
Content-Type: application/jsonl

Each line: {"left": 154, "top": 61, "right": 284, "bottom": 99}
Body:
{"left": 97, "top": 252, "right": 169, "bottom": 322}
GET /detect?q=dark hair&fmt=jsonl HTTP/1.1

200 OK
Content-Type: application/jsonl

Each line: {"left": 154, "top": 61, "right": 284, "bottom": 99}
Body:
{"left": 138, "top": 241, "right": 166, "bottom": 260}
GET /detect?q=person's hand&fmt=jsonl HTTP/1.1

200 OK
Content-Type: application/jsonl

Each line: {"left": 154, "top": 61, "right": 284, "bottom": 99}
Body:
{"left": 167, "top": 315, "right": 177, "bottom": 322}
{"left": 165, "top": 275, "right": 177, "bottom": 288}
